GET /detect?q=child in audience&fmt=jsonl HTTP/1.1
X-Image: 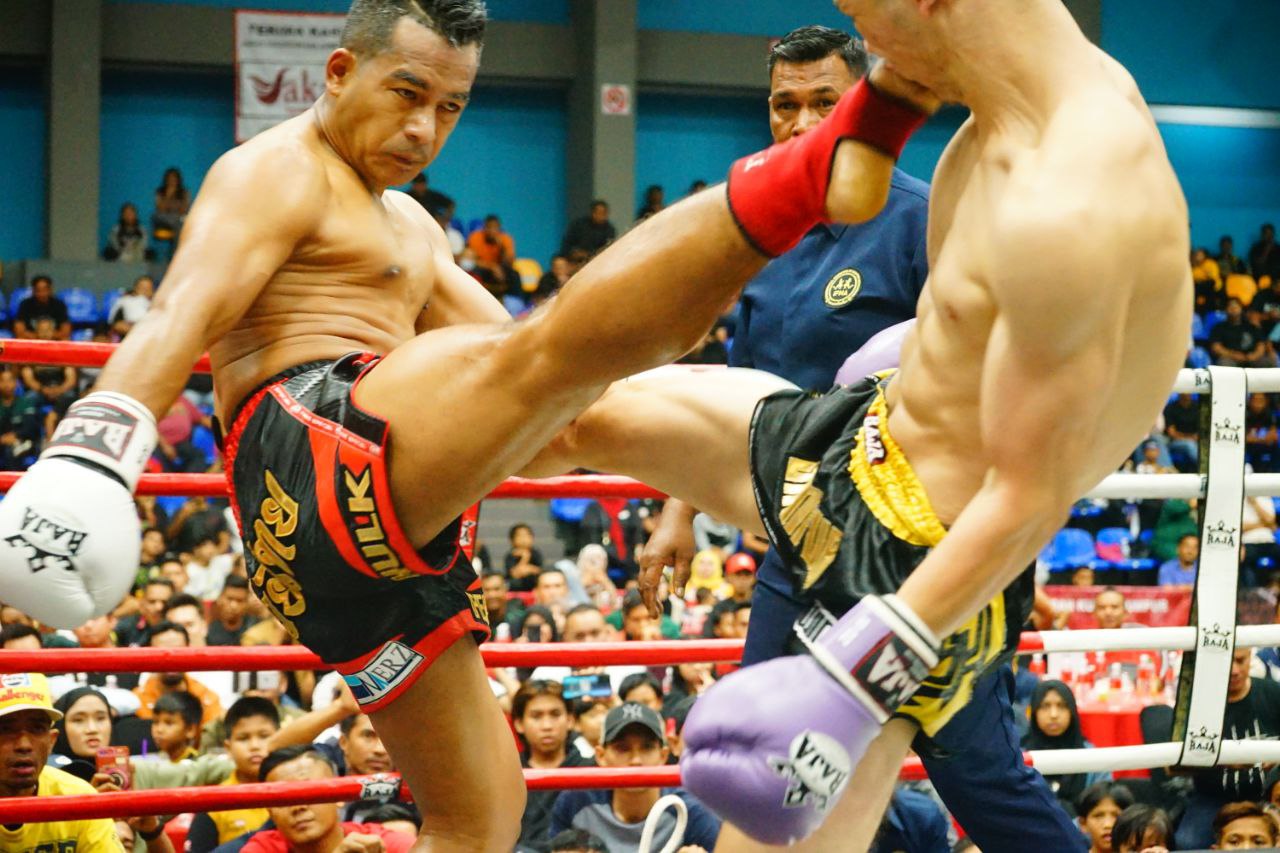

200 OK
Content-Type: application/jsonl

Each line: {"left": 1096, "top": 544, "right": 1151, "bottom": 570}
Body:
{"left": 149, "top": 690, "right": 202, "bottom": 763}
{"left": 185, "top": 697, "right": 281, "bottom": 850}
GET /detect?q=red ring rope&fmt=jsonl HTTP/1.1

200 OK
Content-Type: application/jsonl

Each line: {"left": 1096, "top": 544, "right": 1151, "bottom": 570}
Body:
{"left": 0, "top": 632, "right": 1084, "bottom": 674}
{"left": 0, "top": 762, "right": 945, "bottom": 822}
{"left": 0, "top": 471, "right": 664, "bottom": 499}
{"left": 0, "top": 641, "right": 745, "bottom": 673}
{"left": 0, "top": 339, "right": 212, "bottom": 373}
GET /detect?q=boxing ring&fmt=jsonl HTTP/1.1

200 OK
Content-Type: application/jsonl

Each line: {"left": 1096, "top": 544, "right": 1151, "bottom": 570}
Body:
{"left": 0, "top": 342, "right": 1276, "bottom": 836}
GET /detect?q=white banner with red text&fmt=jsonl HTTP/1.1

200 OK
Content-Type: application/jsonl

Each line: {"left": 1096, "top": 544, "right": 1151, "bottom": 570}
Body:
{"left": 235, "top": 11, "right": 344, "bottom": 143}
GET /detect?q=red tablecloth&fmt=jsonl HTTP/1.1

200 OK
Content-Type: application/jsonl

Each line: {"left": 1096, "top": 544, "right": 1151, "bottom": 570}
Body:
{"left": 1076, "top": 699, "right": 1167, "bottom": 779}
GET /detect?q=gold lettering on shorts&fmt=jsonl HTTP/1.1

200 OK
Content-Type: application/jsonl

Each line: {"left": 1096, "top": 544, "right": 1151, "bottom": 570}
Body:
{"left": 777, "top": 457, "right": 842, "bottom": 590}
{"left": 467, "top": 590, "right": 489, "bottom": 624}
{"left": 343, "top": 467, "right": 415, "bottom": 582}
{"left": 248, "top": 468, "right": 305, "bottom": 639}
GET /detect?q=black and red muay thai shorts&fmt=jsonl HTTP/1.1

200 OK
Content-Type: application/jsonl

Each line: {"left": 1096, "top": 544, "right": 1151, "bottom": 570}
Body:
{"left": 222, "top": 352, "right": 489, "bottom": 712}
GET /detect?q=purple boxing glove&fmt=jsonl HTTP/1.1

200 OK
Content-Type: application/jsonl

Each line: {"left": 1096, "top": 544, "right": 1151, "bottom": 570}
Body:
{"left": 834, "top": 318, "right": 916, "bottom": 386}
{"left": 680, "top": 595, "right": 939, "bottom": 846}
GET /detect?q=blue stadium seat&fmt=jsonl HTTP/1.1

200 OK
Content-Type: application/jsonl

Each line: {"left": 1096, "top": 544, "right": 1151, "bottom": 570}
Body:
{"left": 63, "top": 288, "right": 97, "bottom": 326}
{"left": 1039, "top": 528, "right": 1098, "bottom": 572}
{"left": 0, "top": 330, "right": 14, "bottom": 340}
{"left": 8, "top": 288, "right": 30, "bottom": 318}
{"left": 1187, "top": 346, "right": 1210, "bottom": 369}
{"left": 1095, "top": 527, "right": 1131, "bottom": 560}
{"left": 70, "top": 328, "right": 94, "bottom": 342}
{"left": 1202, "top": 310, "right": 1227, "bottom": 338}
{"left": 550, "top": 498, "right": 592, "bottom": 523}
{"left": 189, "top": 424, "right": 219, "bottom": 465}
{"left": 1190, "top": 313, "right": 1206, "bottom": 342}
{"left": 466, "top": 218, "right": 484, "bottom": 236}
{"left": 100, "top": 289, "right": 125, "bottom": 324}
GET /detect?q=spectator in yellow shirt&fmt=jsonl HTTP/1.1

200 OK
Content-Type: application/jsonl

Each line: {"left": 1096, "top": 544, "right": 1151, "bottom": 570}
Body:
{"left": 0, "top": 672, "right": 123, "bottom": 850}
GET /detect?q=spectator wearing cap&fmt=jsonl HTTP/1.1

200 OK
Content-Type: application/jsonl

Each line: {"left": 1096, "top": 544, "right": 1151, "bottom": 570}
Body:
{"left": 723, "top": 553, "right": 757, "bottom": 605}
{"left": 549, "top": 703, "right": 720, "bottom": 851}
{"left": 0, "top": 673, "right": 124, "bottom": 849}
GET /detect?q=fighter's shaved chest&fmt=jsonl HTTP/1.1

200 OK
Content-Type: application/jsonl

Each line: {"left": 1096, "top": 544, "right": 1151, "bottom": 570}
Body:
{"left": 302, "top": 198, "right": 436, "bottom": 302}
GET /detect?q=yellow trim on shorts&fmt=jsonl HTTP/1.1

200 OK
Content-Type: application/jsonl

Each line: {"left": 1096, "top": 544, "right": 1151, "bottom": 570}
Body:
{"left": 847, "top": 376, "right": 1006, "bottom": 735}
{"left": 847, "top": 379, "right": 947, "bottom": 548}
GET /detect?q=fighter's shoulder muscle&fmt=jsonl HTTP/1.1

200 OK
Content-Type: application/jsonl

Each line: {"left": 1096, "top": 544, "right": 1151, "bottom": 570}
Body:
{"left": 197, "top": 127, "right": 329, "bottom": 238}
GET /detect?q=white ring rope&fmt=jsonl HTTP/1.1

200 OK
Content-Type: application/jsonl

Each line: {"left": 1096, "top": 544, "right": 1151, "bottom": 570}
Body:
{"left": 1036, "top": 624, "right": 1280, "bottom": 653}
{"left": 638, "top": 793, "right": 689, "bottom": 853}
{"left": 1172, "top": 367, "right": 1280, "bottom": 394}
{"left": 1084, "top": 473, "right": 1280, "bottom": 500}
{"left": 1026, "top": 739, "right": 1280, "bottom": 776}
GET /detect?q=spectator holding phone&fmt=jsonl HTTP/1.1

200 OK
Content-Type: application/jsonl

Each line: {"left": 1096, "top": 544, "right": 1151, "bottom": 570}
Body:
{"left": 516, "top": 681, "right": 596, "bottom": 852}
{"left": 0, "top": 673, "right": 124, "bottom": 850}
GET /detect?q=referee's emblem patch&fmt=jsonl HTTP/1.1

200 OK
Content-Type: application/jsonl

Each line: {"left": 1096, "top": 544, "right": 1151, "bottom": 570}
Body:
{"left": 823, "top": 269, "right": 862, "bottom": 307}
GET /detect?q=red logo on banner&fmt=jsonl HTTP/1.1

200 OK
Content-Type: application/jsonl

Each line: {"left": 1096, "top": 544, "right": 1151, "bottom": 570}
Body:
{"left": 251, "top": 70, "right": 287, "bottom": 104}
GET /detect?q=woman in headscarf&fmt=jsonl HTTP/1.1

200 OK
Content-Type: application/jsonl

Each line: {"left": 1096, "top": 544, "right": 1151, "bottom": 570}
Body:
{"left": 1020, "top": 679, "right": 1111, "bottom": 812}
{"left": 49, "top": 686, "right": 114, "bottom": 782}
{"left": 683, "top": 549, "right": 730, "bottom": 602}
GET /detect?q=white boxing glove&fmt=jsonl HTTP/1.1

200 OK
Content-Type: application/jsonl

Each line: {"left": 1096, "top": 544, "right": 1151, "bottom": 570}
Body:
{"left": 0, "top": 392, "right": 156, "bottom": 628}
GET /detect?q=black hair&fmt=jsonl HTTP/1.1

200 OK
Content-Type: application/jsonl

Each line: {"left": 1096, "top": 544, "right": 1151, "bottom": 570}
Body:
{"left": 508, "top": 523, "right": 532, "bottom": 540}
{"left": 339, "top": 713, "right": 366, "bottom": 736}
{"left": 141, "top": 526, "right": 164, "bottom": 539}
{"left": 154, "top": 690, "right": 202, "bottom": 730}
{"left": 1178, "top": 532, "right": 1199, "bottom": 544}
{"left": 221, "top": 575, "right": 250, "bottom": 592}
{"left": 0, "top": 623, "right": 41, "bottom": 646}
{"left": 666, "top": 694, "right": 697, "bottom": 735}
{"left": 146, "top": 620, "right": 189, "bottom": 645}
{"left": 565, "top": 603, "right": 602, "bottom": 622}
{"left": 518, "top": 605, "right": 561, "bottom": 642}
{"left": 621, "top": 588, "right": 647, "bottom": 616}
{"left": 1111, "top": 804, "right": 1172, "bottom": 850}
{"left": 485, "top": 213, "right": 501, "bottom": 224}
{"left": 1076, "top": 781, "right": 1134, "bottom": 819}
{"left": 590, "top": 199, "right": 608, "bottom": 209}
{"left": 156, "top": 167, "right": 186, "bottom": 196}
{"left": 163, "top": 593, "right": 204, "bottom": 617}
{"left": 258, "top": 744, "right": 334, "bottom": 782}
{"left": 481, "top": 569, "right": 507, "bottom": 584}
{"left": 768, "top": 25, "right": 868, "bottom": 78}
{"left": 512, "top": 680, "right": 568, "bottom": 727}
{"left": 1213, "top": 801, "right": 1278, "bottom": 843}
{"left": 361, "top": 802, "right": 421, "bottom": 828}
{"left": 224, "top": 696, "right": 281, "bottom": 735}
{"left": 341, "top": 0, "right": 486, "bottom": 54}
{"left": 550, "top": 828, "right": 609, "bottom": 853}
{"left": 619, "top": 672, "right": 663, "bottom": 704}
{"left": 537, "top": 567, "right": 566, "bottom": 584}
{"left": 144, "top": 577, "right": 175, "bottom": 592}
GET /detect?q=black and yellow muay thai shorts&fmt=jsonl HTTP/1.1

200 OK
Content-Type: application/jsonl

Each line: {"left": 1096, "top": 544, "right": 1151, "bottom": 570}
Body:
{"left": 748, "top": 371, "right": 1033, "bottom": 736}
{"left": 222, "top": 353, "right": 490, "bottom": 713}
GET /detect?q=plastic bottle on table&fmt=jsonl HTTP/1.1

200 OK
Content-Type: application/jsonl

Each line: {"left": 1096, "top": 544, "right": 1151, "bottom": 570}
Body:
{"left": 1137, "top": 654, "right": 1156, "bottom": 697}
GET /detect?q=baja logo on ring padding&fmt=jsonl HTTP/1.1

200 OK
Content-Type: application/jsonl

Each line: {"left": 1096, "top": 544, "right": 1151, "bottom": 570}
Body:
{"left": 4, "top": 508, "right": 87, "bottom": 574}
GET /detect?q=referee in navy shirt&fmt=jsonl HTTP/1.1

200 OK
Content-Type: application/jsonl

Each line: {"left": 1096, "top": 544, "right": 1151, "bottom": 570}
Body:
{"left": 654, "top": 27, "right": 1084, "bottom": 851}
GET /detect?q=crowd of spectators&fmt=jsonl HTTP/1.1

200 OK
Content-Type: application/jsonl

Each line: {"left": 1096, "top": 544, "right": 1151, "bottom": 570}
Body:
{"left": 7, "top": 162, "right": 1280, "bottom": 847}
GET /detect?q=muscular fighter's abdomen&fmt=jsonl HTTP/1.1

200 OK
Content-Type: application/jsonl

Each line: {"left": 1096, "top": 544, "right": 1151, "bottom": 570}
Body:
{"left": 211, "top": 273, "right": 421, "bottom": 421}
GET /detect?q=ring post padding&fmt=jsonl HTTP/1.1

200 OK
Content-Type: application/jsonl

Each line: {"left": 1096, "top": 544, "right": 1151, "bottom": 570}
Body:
{"left": 1175, "top": 367, "right": 1245, "bottom": 767}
